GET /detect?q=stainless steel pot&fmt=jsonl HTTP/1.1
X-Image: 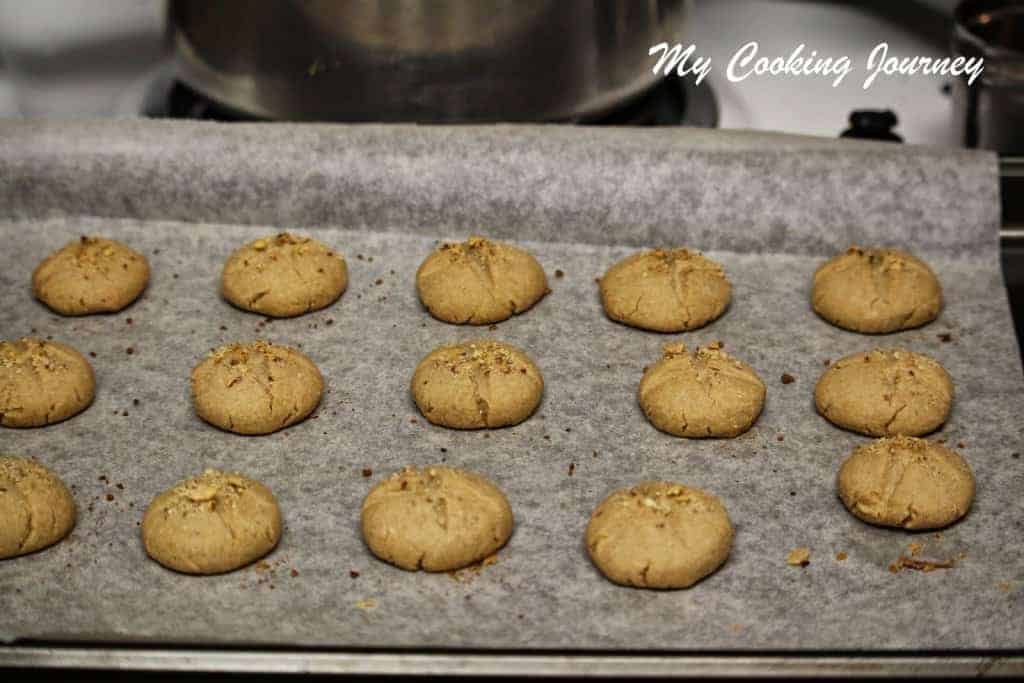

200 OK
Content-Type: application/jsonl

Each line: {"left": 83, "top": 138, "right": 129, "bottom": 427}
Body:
{"left": 168, "top": 0, "right": 690, "bottom": 122}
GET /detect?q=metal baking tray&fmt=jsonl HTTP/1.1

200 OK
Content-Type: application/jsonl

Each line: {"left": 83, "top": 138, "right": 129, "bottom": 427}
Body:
{"left": 1, "top": 121, "right": 1022, "bottom": 676}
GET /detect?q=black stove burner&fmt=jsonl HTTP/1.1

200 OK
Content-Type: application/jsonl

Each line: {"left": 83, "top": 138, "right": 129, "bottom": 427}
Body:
{"left": 150, "top": 75, "right": 718, "bottom": 128}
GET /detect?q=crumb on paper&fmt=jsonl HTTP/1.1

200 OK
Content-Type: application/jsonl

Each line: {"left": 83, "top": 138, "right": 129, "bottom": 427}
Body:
{"left": 998, "top": 582, "right": 1013, "bottom": 593}
{"left": 786, "top": 547, "right": 811, "bottom": 566}
{"left": 254, "top": 560, "right": 272, "bottom": 573}
{"left": 938, "top": 333, "right": 952, "bottom": 342}
{"left": 888, "top": 555, "right": 956, "bottom": 574}
{"left": 355, "top": 598, "right": 377, "bottom": 610}
{"left": 568, "top": 462, "right": 575, "bottom": 476}
{"left": 781, "top": 373, "right": 795, "bottom": 384}
{"left": 908, "top": 542, "right": 923, "bottom": 557}
{"left": 361, "top": 468, "right": 373, "bottom": 478}
{"left": 555, "top": 269, "right": 564, "bottom": 279}
{"left": 349, "top": 570, "right": 360, "bottom": 579}
{"left": 835, "top": 551, "right": 848, "bottom": 562}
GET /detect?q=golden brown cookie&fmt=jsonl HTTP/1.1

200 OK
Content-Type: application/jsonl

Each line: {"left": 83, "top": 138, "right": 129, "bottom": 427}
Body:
{"left": 599, "top": 248, "right": 731, "bottom": 332}
{"left": 638, "top": 342, "right": 765, "bottom": 438}
{"left": 416, "top": 236, "right": 548, "bottom": 325}
{"left": 837, "top": 436, "right": 974, "bottom": 530}
{"left": 812, "top": 246, "right": 942, "bottom": 333}
{"left": 411, "top": 340, "right": 543, "bottom": 429}
{"left": 0, "top": 337, "right": 95, "bottom": 428}
{"left": 361, "top": 465, "right": 513, "bottom": 572}
{"left": 586, "top": 481, "right": 733, "bottom": 589}
{"left": 190, "top": 341, "right": 323, "bottom": 435}
{"left": 221, "top": 232, "right": 348, "bottom": 318}
{"left": 141, "top": 468, "right": 282, "bottom": 574}
{"left": 815, "top": 348, "right": 953, "bottom": 437}
{"left": 32, "top": 236, "right": 149, "bottom": 315}
{"left": 0, "top": 457, "right": 76, "bottom": 559}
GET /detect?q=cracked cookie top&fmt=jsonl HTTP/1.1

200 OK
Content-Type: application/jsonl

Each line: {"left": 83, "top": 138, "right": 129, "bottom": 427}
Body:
{"left": 638, "top": 341, "right": 765, "bottom": 438}
{"left": 32, "top": 235, "right": 150, "bottom": 316}
{"left": 190, "top": 340, "right": 323, "bottom": 435}
{"left": 815, "top": 348, "right": 953, "bottom": 437}
{"left": 599, "top": 248, "right": 731, "bottom": 333}
{"left": 141, "top": 468, "right": 282, "bottom": 574}
{"left": 812, "top": 245, "right": 942, "bottom": 333}
{"left": 221, "top": 232, "right": 348, "bottom": 318}
{"left": 0, "top": 337, "right": 95, "bottom": 428}
{"left": 837, "top": 436, "right": 974, "bottom": 530}
{"left": 415, "top": 236, "right": 548, "bottom": 325}
{"left": 360, "top": 465, "right": 513, "bottom": 572}
{"left": 585, "top": 481, "right": 733, "bottom": 589}
{"left": 411, "top": 340, "right": 543, "bottom": 429}
{"left": 0, "top": 456, "right": 77, "bottom": 559}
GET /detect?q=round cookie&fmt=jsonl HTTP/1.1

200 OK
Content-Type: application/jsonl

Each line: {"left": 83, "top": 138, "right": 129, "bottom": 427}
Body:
{"left": 0, "top": 457, "right": 76, "bottom": 559}
{"left": 141, "top": 468, "right": 282, "bottom": 574}
{"left": 0, "top": 337, "right": 95, "bottom": 428}
{"left": 837, "top": 436, "right": 974, "bottom": 530}
{"left": 599, "top": 248, "right": 731, "bottom": 333}
{"left": 190, "top": 341, "right": 323, "bottom": 435}
{"left": 411, "top": 340, "right": 543, "bottom": 429}
{"left": 812, "top": 246, "right": 942, "bottom": 333}
{"left": 416, "top": 236, "right": 548, "bottom": 325}
{"left": 638, "top": 341, "right": 765, "bottom": 438}
{"left": 221, "top": 232, "right": 348, "bottom": 318}
{"left": 361, "top": 465, "right": 513, "bottom": 572}
{"left": 586, "top": 481, "right": 733, "bottom": 589}
{"left": 815, "top": 348, "right": 953, "bottom": 437}
{"left": 33, "top": 235, "right": 149, "bottom": 315}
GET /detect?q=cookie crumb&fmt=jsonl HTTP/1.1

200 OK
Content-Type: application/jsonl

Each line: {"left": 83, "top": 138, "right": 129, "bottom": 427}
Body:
{"left": 786, "top": 547, "right": 811, "bottom": 567}
{"left": 776, "top": 434, "right": 785, "bottom": 442}
{"left": 126, "top": 317, "right": 133, "bottom": 325}
{"left": 938, "top": 333, "right": 953, "bottom": 343}
{"left": 133, "top": 399, "right": 140, "bottom": 406}
{"left": 568, "top": 463, "right": 576, "bottom": 476}
{"left": 781, "top": 373, "right": 795, "bottom": 384}
{"left": 375, "top": 278, "right": 383, "bottom": 285}
{"left": 105, "top": 494, "right": 114, "bottom": 502}
{"left": 361, "top": 468, "right": 373, "bottom": 478}
{"left": 349, "top": 570, "right": 360, "bottom": 578}
{"left": 355, "top": 598, "right": 377, "bottom": 610}
{"left": 823, "top": 359, "right": 831, "bottom": 366}
{"left": 555, "top": 269, "right": 564, "bottom": 279}
{"left": 89, "top": 351, "right": 97, "bottom": 358}
{"left": 290, "top": 569, "right": 299, "bottom": 578}
{"left": 909, "top": 542, "right": 923, "bottom": 556}
{"left": 125, "top": 347, "right": 135, "bottom": 355}
{"left": 957, "top": 442, "right": 965, "bottom": 449}
{"left": 835, "top": 551, "right": 848, "bottom": 562}
{"left": 889, "top": 555, "right": 955, "bottom": 573}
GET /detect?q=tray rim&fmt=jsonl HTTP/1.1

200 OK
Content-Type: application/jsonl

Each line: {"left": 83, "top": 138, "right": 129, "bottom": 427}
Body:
{"left": 2, "top": 645, "right": 1024, "bottom": 676}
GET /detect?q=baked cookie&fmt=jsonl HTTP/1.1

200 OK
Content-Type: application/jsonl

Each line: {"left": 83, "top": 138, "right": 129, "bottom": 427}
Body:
{"left": 190, "top": 341, "right": 323, "bottom": 435}
{"left": 600, "top": 248, "right": 731, "bottom": 332}
{"left": 416, "top": 236, "right": 548, "bottom": 325}
{"left": 411, "top": 340, "right": 543, "bottom": 429}
{"left": 221, "top": 232, "right": 348, "bottom": 318}
{"left": 361, "top": 465, "right": 513, "bottom": 572}
{"left": 0, "top": 457, "right": 76, "bottom": 559}
{"left": 638, "top": 342, "right": 765, "bottom": 438}
{"left": 837, "top": 436, "right": 974, "bottom": 530}
{"left": 812, "top": 246, "right": 942, "bottom": 333}
{"left": 141, "top": 469, "right": 282, "bottom": 574}
{"left": 33, "top": 236, "right": 149, "bottom": 315}
{"left": 0, "top": 337, "right": 95, "bottom": 428}
{"left": 815, "top": 348, "right": 953, "bottom": 437}
{"left": 586, "top": 481, "right": 733, "bottom": 589}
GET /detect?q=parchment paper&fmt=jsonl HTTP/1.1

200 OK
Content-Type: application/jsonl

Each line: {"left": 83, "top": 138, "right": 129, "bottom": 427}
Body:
{"left": 0, "top": 121, "right": 1021, "bottom": 651}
